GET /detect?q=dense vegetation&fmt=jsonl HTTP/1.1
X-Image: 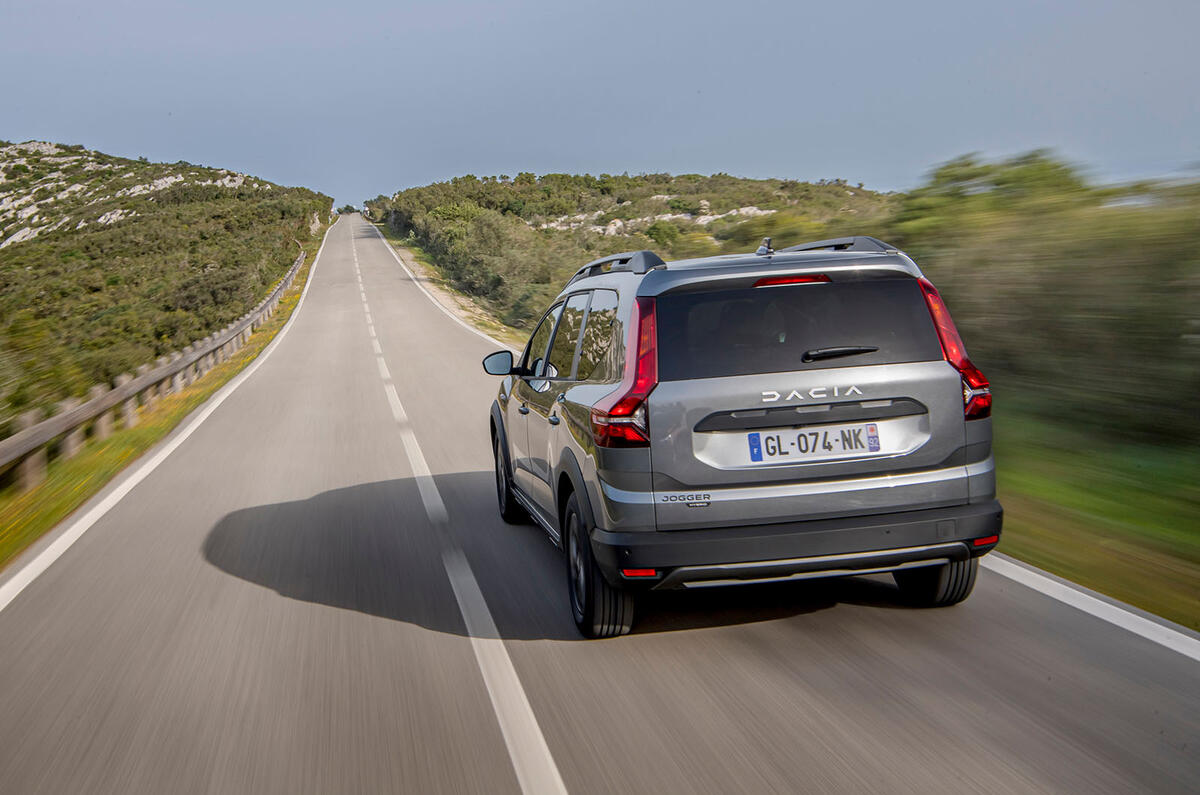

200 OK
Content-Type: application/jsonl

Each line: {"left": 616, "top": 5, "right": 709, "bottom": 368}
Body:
{"left": 366, "top": 154, "right": 1200, "bottom": 445}
{"left": 0, "top": 141, "right": 331, "bottom": 434}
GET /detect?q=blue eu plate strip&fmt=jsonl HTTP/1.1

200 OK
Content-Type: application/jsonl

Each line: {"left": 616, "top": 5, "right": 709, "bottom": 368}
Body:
{"left": 748, "top": 432, "right": 763, "bottom": 462}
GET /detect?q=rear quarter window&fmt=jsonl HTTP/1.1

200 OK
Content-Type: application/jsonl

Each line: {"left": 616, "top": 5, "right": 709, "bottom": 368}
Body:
{"left": 545, "top": 292, "right": 590, "bottom": 379}
{"left": 576, "top": 290, "right": 621, "bottom": 382}
{"left": 655, "top": 278, "right": 942, "bottom": 381}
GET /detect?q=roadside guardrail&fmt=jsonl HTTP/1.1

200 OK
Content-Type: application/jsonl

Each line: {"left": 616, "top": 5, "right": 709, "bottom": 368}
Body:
{"left": 0, "top": 249, "right": 307, "bottom": 492}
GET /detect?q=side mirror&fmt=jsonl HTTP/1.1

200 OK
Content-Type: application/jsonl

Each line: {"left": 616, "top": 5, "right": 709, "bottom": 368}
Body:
{"left": 482, "top": 350, "right": 514, "bottom": 376}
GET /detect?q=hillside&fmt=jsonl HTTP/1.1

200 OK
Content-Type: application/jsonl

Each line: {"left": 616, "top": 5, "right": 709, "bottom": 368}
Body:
{"left": 367, "top": 173, "right": 894, "bottom": 327}
{"left": 0, "top": 140, "right": 331, "bottom": 432}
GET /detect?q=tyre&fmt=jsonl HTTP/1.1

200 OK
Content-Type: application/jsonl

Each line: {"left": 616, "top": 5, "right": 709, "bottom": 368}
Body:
{"left": 564, "top": 493, "right": 635, "bottom": 638}
{"left": 893, "top": 558, "right": 978, "bottom": 606}
{"left": 493, "top": 434, "right": 526, "bottom": 524}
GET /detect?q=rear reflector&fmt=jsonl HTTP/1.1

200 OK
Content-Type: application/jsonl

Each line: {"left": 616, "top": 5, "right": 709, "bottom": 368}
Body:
{"left": 754, "top": 274, "right": 830, "bottom": 287}
{"left": 973, "top": 535, "right": 999, "bottom": 547}
{"left": 621, "top": 568, "right": 658, "bottom": 578}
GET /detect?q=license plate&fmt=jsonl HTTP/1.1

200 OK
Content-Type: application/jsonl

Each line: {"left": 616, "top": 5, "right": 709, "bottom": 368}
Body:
{"left": 748, "top": 423, "right": 880, "bottom": 463}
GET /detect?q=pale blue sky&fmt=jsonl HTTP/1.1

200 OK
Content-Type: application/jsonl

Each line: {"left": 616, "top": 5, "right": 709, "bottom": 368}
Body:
{"left": 3, "top": 0, "right": 1197, "bottom": 205}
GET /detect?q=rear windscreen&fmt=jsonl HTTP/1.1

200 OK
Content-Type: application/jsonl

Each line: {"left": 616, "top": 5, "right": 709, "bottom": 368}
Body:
{"left": 655, "top": 278, "right": 943, "bottom": 381}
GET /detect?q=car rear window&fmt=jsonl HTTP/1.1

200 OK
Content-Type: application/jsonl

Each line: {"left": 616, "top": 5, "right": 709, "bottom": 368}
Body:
{"left": 655, "top": 278, "right": 943, "bottom": 381}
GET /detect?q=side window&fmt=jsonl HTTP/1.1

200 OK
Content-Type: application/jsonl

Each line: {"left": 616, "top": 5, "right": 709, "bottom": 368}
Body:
{"left": 575, "top": 290, "right": 620, "bottom": 382}
{"left": 521, "top": 303, "right": 563, "bottom": 378}
{"left": 544, "top": 292, "right": 590, "bottom": 380}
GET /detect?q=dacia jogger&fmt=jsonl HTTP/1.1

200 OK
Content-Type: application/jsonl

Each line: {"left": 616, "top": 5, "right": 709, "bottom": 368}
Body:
{"left": 483, "top": 236, "right": 1001, "bottom": 638}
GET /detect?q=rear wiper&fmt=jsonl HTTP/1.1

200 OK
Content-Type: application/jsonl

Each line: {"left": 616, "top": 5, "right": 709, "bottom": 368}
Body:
{"left": 802, "top": 345, "right": 879, "bottom": 363}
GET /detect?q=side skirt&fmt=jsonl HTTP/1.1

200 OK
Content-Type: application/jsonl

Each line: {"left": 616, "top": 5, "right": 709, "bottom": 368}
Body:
{"left": 512, "top": 487, "right": 562, "bottom": 547}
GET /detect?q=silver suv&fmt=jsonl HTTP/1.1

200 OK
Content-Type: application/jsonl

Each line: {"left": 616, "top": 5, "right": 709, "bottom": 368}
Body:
{"left": 482, "top": 236, "right": 1002, "bottom": 638}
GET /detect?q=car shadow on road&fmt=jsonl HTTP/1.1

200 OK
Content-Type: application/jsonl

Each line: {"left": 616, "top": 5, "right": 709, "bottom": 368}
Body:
{"left": 202, "top": 473, "right": 921, "bottom": 641}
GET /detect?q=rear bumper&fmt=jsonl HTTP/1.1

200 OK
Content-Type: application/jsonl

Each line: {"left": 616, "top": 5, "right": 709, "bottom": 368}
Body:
{"left": 590, "top": 500, "right": 1002, "bottom": 590}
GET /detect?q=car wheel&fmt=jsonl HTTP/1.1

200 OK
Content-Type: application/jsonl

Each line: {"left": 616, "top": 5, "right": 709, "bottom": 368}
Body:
{"left": 564, "top": 493, "right": 634, "bottom": 638}
{"left": 893, "top": 558, "right": 978, "bottom": 606}
{"left": 494, "top": 434, "right": 526, "bottom": 523}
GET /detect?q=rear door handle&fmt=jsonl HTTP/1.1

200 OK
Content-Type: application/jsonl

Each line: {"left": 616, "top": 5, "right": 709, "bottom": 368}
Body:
{"left": 518, "top": 405, "right": 530, "bottom": 415}
{"left": 548, "top": 415, "right": 560, "bottom": 425}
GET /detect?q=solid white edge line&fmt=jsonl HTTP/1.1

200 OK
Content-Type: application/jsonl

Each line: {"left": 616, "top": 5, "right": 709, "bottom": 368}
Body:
{"left": 0, "top": 218, "right": 338, "bottom": 616}
{"left": 366, "top": 222, "right": 519, "bottom": 354}
{"left": 981, "top": 555, "right": 1200, "bottom": 662}
{"left": 368, "top": 221, "right": 1199, "bottom": 661}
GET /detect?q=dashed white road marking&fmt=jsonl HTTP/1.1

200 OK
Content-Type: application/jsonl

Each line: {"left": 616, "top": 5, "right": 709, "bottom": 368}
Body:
{"left": 376, "top": 356, "right": 391, "bottom": 381}
{"left": 360, "top": 221, "right": 566, "bottom": 794}
{"left": 371, "top": 339, "right": 382, "bottom": 355}
{"left": 442, "top": 547, "right": 569, "bottom": 795}
{"left": 380, "top": 383, "right": 447, "bottom": 525}
{"left": 366, "top": 222, "right": 519, "bottom": 354}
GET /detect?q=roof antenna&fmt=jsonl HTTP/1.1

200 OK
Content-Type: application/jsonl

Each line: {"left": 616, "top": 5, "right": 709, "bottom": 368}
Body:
{"left": 755, "top": 237, "right": 773, "bottom": 256}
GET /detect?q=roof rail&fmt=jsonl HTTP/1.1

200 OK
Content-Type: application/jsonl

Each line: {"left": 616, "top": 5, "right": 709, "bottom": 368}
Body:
{"left": 566, "top": 250, "right": 666, "bottom": 285}
{"left": 779, "top": 236, "right": 899, "bottom": 254}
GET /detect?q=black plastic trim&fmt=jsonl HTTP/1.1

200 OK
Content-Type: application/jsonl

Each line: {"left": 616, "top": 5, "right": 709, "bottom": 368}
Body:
{"left": 694, "top": 398, "right": 926, "bottom": 432}
{"left": 588, "top": 501, "right": 1002, "bottom": 588}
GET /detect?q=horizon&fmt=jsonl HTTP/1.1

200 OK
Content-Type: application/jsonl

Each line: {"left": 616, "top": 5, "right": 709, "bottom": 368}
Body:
{"left": 2, "top": 136, "right": 1186, "bottom": 208}
{"left": 4, "top": 1, "right": 1198, "bottom": 206}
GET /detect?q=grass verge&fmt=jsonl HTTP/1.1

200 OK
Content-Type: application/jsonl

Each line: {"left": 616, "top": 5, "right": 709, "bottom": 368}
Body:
{"left": 0, "top": 226, "right": 329, "bottom": 573}
{"left": 995, "top": 412, "right": 1198, "bottom": 630}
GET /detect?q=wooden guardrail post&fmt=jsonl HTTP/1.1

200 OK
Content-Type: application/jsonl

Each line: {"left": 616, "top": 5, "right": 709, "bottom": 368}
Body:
{"left": 169, "top": 352, "right": 184, "bottom": 393}
{"left": 137, "top": 364, "right": 156, "bottom": 409}
{"left": 115, "top": 373, "right": 138, "bottom": 429}
{"left": 154, "top": 357, "right": 168, "bottom": 397}
{"left": 186, "top": 345, "right": 199, "bottom": 385}
{"left": 17, "top": 409, "right": 46, "bottom": 491}
{"left": 57, "top": 398, "right": 85, "bottom": 458}
{"left": 89, "top": 385, "right": 113, "bottom": 440}
{"left": 196, "top": 339, "right": 209, "bottom": 378}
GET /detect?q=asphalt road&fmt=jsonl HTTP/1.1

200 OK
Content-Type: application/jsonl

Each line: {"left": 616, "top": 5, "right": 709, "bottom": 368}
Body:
{"left": 1, "top": 215, "right": 1196, "bottom": 794}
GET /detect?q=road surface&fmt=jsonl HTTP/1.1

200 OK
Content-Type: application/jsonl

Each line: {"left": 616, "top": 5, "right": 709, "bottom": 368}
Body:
{"left": 1, "top": 216, "right": 1196, "bottom": 794}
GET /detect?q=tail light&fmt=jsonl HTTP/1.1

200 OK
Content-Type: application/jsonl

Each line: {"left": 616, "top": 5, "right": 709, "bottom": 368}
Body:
{"left": 919, "top": 279, "right": 991, "bottom": 420}
{"left": 591, "top": 296, "right": 658, "bottom": 447}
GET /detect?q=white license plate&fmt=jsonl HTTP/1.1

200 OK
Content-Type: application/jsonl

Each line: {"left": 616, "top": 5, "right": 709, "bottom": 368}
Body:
{"left": 747, "top": 423, "right": 881, "bottom": 463}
